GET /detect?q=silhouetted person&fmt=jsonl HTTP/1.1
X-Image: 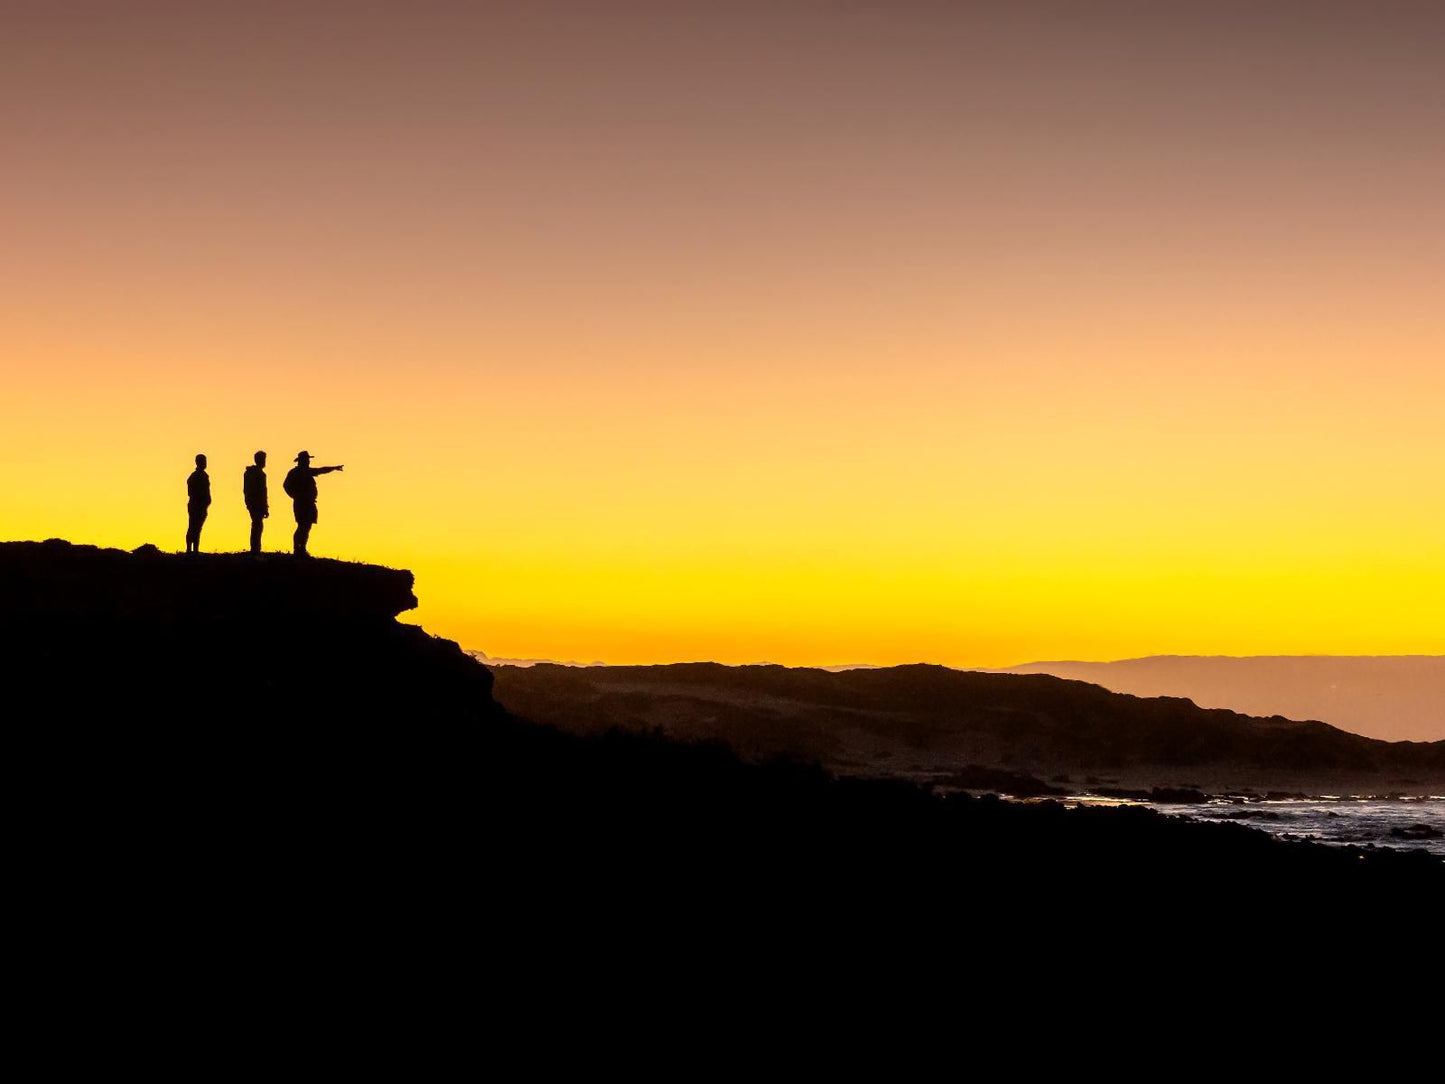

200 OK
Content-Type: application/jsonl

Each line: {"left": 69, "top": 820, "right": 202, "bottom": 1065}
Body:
{"left": 243, "top": 450, "right": 269, "bottom": 554}
{"left": 185, "top": 453, "right": 211, "bottom": 553}
{"left": 283, "top": 450, "right": 343, "bottom": 557}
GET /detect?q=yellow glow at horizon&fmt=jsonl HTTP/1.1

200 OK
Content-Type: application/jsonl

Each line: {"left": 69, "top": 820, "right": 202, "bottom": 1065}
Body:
{"left": 4, "top": 299, "right": 1442, "bottom": 667}
{"left": 3, "top": 3, "right": 1443, "bottom": 669}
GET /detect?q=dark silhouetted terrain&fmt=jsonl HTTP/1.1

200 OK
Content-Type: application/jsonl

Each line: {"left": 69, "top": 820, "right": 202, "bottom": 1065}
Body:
{"left": 491, "top": 662, "right": 1445, "bottom": 795}
{"left": 993, "top": 655, "right": 1445, "bottom": 742}
{"left": 4, "top": 539, "right": 1439, "bottom": 973}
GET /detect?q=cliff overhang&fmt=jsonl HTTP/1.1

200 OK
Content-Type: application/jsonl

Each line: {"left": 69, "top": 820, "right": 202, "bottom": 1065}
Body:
{"left": 1, "top": 539, "right": 418, "bottom": 624}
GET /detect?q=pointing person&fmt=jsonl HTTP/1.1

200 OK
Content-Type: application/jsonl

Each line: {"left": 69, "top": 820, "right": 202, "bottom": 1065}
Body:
{"left": 282, "top": 451, "right": 344, "bottom": 558}
{"left": 243, "top": 451, "right": 269, "bottom": 554}
{"left": 185, "top": 453, "right": 211, "bottom": 553}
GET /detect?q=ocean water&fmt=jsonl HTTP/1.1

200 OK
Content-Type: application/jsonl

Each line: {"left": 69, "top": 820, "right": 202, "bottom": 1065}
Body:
{"left": 1161, "top": 797, "right": 1445, "bottom": 857}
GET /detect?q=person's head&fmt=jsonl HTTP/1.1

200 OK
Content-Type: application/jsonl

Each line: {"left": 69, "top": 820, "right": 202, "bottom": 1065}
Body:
{"left": 195, "top": 453, "right": 207, "bottom": 469}
{"left": 254, "top": 450, "right": 267, "bottom": 467}
{"left": 295, "top": 451, "right": 312, "bottom": 465}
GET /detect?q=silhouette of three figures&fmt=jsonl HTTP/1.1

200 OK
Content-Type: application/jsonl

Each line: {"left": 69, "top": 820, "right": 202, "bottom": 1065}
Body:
{"left": 187, "top": 450, "right": 344, "bottom": 557}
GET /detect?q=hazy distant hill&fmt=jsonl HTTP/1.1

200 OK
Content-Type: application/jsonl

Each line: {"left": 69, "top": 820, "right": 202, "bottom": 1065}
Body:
{"left": 467, "top": 650, "right": 605, "bottom": 668}
{"left": 991, "top": 656, "right": 1444, "bottom": 743}
{"left": 491, "top": 662, "right": 1445, "bottom": 793}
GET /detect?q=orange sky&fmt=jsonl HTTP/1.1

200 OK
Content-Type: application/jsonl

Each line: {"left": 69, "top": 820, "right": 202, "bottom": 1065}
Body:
{"left": 3, "top": 1, "right": 1443, "bottom": 666}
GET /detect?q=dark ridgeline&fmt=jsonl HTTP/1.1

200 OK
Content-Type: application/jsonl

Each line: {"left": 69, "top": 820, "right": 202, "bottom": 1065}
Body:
{"left": 184, "top": 453, "right": 210, "bottom": 553}
{"left": 282, "top": 450, "right": 343, "bottom": 557}
{"left": 2, "top": 540, "right": 1439, "bottom": 985}
{"left": 243, "top": 450, "right": 268, "bottom": 554}
{"left": 491, "top": 662, "right": 1445, "bottom": 791}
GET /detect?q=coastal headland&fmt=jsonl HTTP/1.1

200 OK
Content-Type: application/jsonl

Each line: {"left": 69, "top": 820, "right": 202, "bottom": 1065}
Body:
{"left": 4, "top": 539, "right": 1439, "bottom": 948}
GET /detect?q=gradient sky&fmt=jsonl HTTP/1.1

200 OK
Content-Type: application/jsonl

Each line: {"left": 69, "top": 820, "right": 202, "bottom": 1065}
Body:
{"left": 3, "top": 1, "right": 1443, "bottom": 666}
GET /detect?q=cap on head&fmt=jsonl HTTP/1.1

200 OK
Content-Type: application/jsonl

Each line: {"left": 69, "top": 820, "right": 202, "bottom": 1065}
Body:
{"left": 295, "top": 450, "right": 312, "bottom": 462}
{"left": 255, "top": 450, "right": 267, "bottom": 465}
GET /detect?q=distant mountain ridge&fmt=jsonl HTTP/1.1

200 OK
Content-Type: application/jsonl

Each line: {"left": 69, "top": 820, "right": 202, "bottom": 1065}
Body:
{"left": 491, "top": 661, "right": 1445, "bottom": 793}
{"left": 482, "top": 652, "right": 1445, "bottom": 742}
{"left": 990, "top": 656, "right": 1444, "bottom": 743}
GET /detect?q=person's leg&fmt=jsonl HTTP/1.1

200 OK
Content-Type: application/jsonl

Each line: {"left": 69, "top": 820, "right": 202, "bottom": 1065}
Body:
{"left": 294, "top": 520, "right": 311, "bottom": 556}
{"left": 186, "top": 509, "right": 201, "bottom": 552}
{"left": 250, "top": 512, "right": 263, "bottom": 554}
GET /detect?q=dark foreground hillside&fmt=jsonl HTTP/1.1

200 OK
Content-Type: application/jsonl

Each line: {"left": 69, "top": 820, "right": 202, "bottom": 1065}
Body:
{"left": 3, "top": 540, "right": 1440, "bottom": 981}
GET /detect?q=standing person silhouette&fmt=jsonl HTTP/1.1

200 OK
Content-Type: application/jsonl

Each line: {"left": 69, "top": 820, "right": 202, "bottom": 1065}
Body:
{"left": 185, "top": 453, "right": 211, "bottom": 553}
{"left": 283, "top": 451, "right": 344, "bottom": 558}
{"left": 243, "top": 451, "right": 269, "bottom": 554}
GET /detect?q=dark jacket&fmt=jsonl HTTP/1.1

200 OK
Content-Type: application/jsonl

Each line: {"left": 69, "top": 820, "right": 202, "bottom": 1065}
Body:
{"left": 187, "top": 469, "right": 211, "bottom": 509}
{"left": 243, "top": 465, "right": 268, "bottom": 514}
{"left": 283, "top": 466, "right": 320, "bottom": 504}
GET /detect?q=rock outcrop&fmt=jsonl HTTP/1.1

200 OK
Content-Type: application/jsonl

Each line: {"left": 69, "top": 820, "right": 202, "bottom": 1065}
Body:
{"left": 1, "top": 539, "right": 498, "bottom": 728}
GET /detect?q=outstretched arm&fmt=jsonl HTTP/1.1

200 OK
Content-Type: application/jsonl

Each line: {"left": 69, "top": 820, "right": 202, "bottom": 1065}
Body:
{"left": 314, "top": 464, "right": 344, "bottom": 475}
